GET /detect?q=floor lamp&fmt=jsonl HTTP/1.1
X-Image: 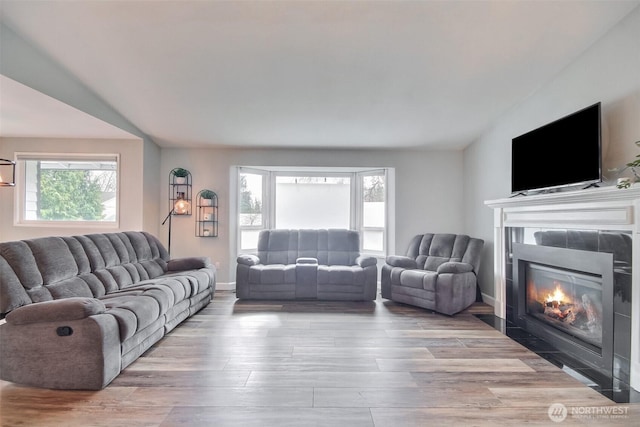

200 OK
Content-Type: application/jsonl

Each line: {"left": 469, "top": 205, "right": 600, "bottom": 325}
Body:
{"left": 161, "top": 192, "right": 190, "bottom": 256}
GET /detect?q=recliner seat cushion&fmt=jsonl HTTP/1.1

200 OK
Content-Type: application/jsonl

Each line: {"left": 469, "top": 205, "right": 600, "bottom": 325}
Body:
{"left": 317, "top": 265, "right": 365, "bottom": 285}
{"left": 397, "top": 269, "right": 437, "bottom": 292}
{"left": 101, "top": 295, "right": 161, "bottom": 342}
{"left": 248, "top": 264, "right": 296, "bottom": 285}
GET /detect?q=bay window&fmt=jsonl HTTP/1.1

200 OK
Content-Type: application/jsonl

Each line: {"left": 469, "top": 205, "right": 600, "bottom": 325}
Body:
{"left": 236, "top": 167, "right": 391, "bottom": 257}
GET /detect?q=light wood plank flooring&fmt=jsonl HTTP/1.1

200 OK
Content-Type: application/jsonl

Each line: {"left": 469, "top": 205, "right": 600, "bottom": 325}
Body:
{"left": 1, "top": 291, "right": 637, "bottom": 426}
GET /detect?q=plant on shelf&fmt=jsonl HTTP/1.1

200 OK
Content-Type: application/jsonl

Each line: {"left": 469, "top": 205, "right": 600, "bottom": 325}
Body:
{"left": 201, "top": 189, "right": 215, "bottom": 199}
{"left": 200, "top": 189, "right": 216, "bottom": 206}
{"left": 172, "top": 168, "right": 189, "bottom": 184}
{"left": 611, "top": 140, "right": 640, "bottom": 189}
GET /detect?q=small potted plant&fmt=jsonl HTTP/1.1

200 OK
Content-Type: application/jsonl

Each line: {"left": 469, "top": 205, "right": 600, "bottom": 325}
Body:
{"left": 173, "top": 168, "right": 189, "bottom": 184}
{"left": 200, "top": 189, "right": 216, "bottom": 206}
{"left": 611, "top": 140, "right": 640, "bottom": 189}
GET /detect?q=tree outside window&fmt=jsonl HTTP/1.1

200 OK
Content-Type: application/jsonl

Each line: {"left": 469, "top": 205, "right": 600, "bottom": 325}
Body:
{"left": 19, "top": 157, "right": 118, "bottom": 223}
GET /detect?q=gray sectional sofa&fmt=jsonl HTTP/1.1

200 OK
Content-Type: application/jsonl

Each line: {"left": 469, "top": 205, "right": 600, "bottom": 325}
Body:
{"left": 0, "top": 231, "right": 216, "bottom": 390}
{"left": 236, "top": 229, "right": 377, "bottom": 300}
{"left": 381, "top": 233, "right": 484, "bottom": 315}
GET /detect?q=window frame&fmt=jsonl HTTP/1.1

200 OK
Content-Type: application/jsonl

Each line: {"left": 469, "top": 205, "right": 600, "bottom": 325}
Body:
{"left": 237, "top": 167, "right": 269, "bottom": 252}
{"left": 357, "top": 169, "right": 387, "bottom": 257}
{"left": 14, "top": 152, "right": 120, "bottom": 228}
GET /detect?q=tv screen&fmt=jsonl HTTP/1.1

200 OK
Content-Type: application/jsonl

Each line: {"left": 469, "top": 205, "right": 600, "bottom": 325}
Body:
{"left": 511, "top": 102, "right": 601, "bottom": 194}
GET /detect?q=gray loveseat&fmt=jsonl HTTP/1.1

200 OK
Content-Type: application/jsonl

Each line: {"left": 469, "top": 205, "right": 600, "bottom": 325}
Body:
{"left": 236, "top": 229, "right": 377, "bottom": 300}
{"left": 381, "top": 233, "right": 483, "bottom": 315}
{"left": 0, "top": 231, "right": 216, "bottom": 390}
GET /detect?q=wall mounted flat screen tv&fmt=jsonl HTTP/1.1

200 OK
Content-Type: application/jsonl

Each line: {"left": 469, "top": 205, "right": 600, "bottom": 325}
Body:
{"left": 511, "top": 102, "right": 601, "bottom": 194}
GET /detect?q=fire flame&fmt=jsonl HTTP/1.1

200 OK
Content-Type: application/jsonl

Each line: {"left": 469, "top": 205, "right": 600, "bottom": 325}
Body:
{"left": 546, "top": 283, "right": 567, "bottom": 304}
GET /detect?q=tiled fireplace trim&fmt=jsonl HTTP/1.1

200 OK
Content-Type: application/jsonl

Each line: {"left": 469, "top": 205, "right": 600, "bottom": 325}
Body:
{"left": 486, "top": 185, "right": 640, "bottom": 391}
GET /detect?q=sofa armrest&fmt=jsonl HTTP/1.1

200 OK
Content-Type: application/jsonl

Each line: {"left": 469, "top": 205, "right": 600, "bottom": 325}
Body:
{"left": 237, "top": 254, "right": 260, "bottom": 266}
{"left": 296, "top": 257, "right": 318, "bottom": 265}
{"left": 437, "top": 262, "right": 474, "bottom": 274}
{"left": 167, "top": 256, "right": 211, "bottom": 271}
{"left": 356, "top": 256, "right": 377, "bottom": 268}
{"left": 6, "top": 297, "right": 106, "bottom": 326}
{"left": 385, "top": 255, "right": 418, "bottom": 269}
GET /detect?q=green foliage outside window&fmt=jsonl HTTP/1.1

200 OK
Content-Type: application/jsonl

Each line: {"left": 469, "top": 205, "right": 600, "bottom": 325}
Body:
{"left": 240, "top": 175, "right": 262, "bottom": 214}
{"left": 363, "top": 175, "right": 385, "bottom": 202}
{"left": 39, "top": 170, "right": 104, "bottom": 220}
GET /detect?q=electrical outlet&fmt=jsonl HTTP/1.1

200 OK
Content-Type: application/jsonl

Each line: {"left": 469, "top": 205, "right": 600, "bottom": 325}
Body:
{"left": 215, "top": 261, "right": 221, "bottom": 269}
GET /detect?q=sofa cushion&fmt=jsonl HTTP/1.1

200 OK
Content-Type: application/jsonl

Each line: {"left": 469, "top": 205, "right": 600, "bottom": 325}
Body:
{"left": 249, "top": 264, "right": 296, "bottom": 285}
{"left": 162, "top": 270, "right": 212, "bottom": 296}
{"left": 0, "top": 241, "right": 45, "bottom": 291}
{"left": 124, "top": 278, "right": 188, "bottom": 304}
{"left": 46, "top": 277, "right": 95, "bottom": 299}
{"left": 424, "top": 256, "right": 450, "bottom": 272}
{"left": 398, "top": 269, "right": 437, "bottom": 292}
{"left": 317, "top": 265, "right": 365, "bottom": 285}
{"left": 101, "top": 295, "right": 161, "bottom": 342}
{"left": 61, "top": 236, "right": 92, "bottom": 274}
{"left": 327, "top": 230, "right": 359, "bottom": 266}
{"left": 258, "top": 229, "right": 297, "bottom": 265}
{"left": 0, "top": 256, "right": 33, "bottom": 314}
{"left": 26, "top": 237, "right": 79, "bottom": 285}
{"left": 428, "top": 234, "right": 454, "bottom": 257}
{"left": 106, "top": 285, "right": 174, "bottom": 316}
{"left": 89, "top": 234, "right": 122, "bottom": 268}
{"left": 256, "top": 229, "right": 362, "bottom": 266}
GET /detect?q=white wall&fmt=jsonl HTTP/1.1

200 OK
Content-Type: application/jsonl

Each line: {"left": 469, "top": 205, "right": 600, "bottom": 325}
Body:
{"left": 142, "top": 139, "right": 161, "bottom": 237}
{"left": 0, "top": 23, "right": 162, "bottom": 239}
{"left": 0, "top": 137, "right": 145, "bottom": 241}
{"left": 464, "top": 7, "right": 640, "bottom": 299}
{"left": 161, "top": 147, "right": 465, "bottom": 284}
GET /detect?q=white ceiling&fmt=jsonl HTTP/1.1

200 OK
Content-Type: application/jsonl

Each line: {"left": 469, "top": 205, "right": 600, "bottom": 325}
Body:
{"left": 1, "top": 0, "right": 638, "bottom": 149}
{"left": 0, "top": 75, "right": 138, "bottom": 140}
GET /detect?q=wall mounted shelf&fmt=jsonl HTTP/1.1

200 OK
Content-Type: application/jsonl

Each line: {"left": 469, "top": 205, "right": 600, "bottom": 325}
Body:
{"left": 169, "top": 168, "right": 192, "bottom": 215}
{"left": 195, "top": 189, "right": 218, "bottom": 237}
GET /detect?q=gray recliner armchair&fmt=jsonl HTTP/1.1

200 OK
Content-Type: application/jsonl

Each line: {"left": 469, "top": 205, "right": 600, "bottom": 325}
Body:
{"left": 381, "top": 233, "right": 484, "bottom": 315}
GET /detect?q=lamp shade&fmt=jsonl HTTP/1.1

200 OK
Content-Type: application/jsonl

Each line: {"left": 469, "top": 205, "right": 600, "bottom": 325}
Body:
{"left": 0, "top": 159, "right": 16, "bottom": 187}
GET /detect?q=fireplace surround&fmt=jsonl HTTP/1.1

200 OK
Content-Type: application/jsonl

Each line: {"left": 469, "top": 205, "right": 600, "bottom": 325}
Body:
{"left": 513, "top": 242, "right": 614, "bottom": 378}
{"left": 486, "top": 185, "right": 640, "bottom": 392}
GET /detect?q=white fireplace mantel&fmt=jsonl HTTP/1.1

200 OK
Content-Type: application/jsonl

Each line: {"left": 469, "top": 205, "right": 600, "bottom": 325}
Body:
{"left": 485, "top": 184, "right": 640, "bottom": 391}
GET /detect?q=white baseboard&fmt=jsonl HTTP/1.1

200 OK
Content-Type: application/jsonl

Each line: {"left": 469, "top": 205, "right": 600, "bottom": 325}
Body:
{"left": 216, "top": 282, "right": 235, "bottom": 291}
{"left": 481, "top": 293, "right": 495, "bottom": 307}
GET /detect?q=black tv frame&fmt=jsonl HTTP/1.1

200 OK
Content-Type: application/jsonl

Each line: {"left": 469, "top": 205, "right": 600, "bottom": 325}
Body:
{"left": 511, "top": 102, "right": 602, "bottom": 195}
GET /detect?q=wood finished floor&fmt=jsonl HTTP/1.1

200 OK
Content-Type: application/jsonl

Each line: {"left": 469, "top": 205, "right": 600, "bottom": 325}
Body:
{"left": 1, "top": 291, "right": 637, "bottom": 426}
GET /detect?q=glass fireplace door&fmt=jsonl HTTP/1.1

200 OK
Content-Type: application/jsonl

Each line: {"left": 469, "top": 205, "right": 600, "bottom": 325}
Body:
{"left": 525, "top": 262, "right": 603, "bottom": 349}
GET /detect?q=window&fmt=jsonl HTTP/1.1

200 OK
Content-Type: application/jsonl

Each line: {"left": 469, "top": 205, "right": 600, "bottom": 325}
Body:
{"left": 16, "top": 153, "right": 119, "bottom": 225}
{"left": 360, "top": 172, "right": 386, "bottom": 254}
{"left": 275, "top": 175, "right": 351, "bottom": 229}
{"left": 236, "top": 167, "right": 390, "bottom": 256}
{"left": 238, "top": 168, "right": 266, "bottom": 250}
